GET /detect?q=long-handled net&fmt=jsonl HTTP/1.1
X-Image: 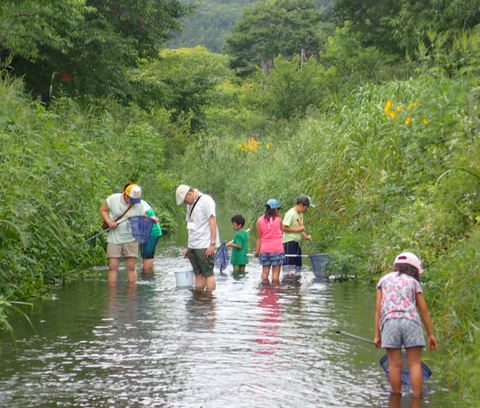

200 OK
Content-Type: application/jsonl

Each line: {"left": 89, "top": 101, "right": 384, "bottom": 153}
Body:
{"left": 380, "top": 354, "right": 432, "bottom": 385}
{"left": 214, "top": 242, "right": 229, "bottom": 274}
{"left": 337, "top": 330, "right": 432, "bottom": 385}
{"left": 309, "top": 253, "right": 331, "bottom": 278}
{"left": 129, "top": 216, "right": 154, "bottom": 243}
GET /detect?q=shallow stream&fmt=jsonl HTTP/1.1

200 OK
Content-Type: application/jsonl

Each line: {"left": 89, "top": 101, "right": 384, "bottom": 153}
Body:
{"left": 0, "top": 236, "right": 464, "bottom": 408}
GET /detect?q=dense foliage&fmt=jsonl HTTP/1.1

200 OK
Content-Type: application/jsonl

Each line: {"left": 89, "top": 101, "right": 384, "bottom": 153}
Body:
{"left": 0, "top": 0, "right": 479, "bottom": 401}
{"left": 0, "top": 0, "right": 191, "bottom": 100}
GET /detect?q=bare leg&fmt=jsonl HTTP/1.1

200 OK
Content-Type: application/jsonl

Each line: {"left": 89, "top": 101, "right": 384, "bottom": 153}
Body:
{"left": 388, "top": 392, "right": 402, "bottom": 408}
{"left": 386, "top": 348, "right": 403, "bottom": 394}
{"left": 271, "top": 264, "right": 281, "bottom": 285}
{"left": 406, "top": 346, "right": 424, "bottom": 397}
{"left": 205, "top": 275, "right": 216, "bottom": 291}
{"left": 125, "top": 257, "right": 138, "bottom": 283}
{"left": 261, "top": 265, "right": 271, "bottom": 282}
{"left": 108, "top": 257, "right": 120, "bottom": 284}
{"left": 195, "top": 273, "right": 206, "bottom": 291}
{"left": 142, "top": 258, "right": 154, "bottom": 273}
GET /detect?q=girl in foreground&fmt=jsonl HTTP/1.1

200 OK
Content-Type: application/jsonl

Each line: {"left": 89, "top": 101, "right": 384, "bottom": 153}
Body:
{"left": 374, "top": 252, "right": 438, "bottom": 397}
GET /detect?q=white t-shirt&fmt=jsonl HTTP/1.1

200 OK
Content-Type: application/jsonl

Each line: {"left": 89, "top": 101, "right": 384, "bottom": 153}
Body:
{"left": 106, "top": 193, "right": 144, "bottom": 244}
{"left": 185, "top": 193, "right": 220, "bottom": 249}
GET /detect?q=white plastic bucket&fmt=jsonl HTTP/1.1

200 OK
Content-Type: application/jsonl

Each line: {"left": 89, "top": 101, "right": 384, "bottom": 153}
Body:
{"left": 174, "top": 268, "right": 194, "bottom": 288}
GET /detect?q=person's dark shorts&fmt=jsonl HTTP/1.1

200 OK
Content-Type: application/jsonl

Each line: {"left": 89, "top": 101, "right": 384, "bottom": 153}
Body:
{"left": 259, "top": 252, "right": 285, "bottom": 266}
{"left": 381, "top": 318, "right": 426, "bottom": 348}
{"left": 283, "top": 241, "right": 302, "bottom": 266}
{"left": 187, "top": 248, "right": 214, "bottom": 277}
{"left": 140, "top": 236, "right": 160, "bottom": 259}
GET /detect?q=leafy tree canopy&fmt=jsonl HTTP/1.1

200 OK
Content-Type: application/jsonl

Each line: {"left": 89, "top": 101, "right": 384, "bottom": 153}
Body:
{"left": 223, "top": 0, "right": 325, "bottom": 76}
{"left": 0, "top": 0, "right": 191, "bottom": 100}
{"left": 130, "top": 46, "right": 233, "bottom": 131}
{"left": 332, "top": 0, "right": 480, "bottom": 56}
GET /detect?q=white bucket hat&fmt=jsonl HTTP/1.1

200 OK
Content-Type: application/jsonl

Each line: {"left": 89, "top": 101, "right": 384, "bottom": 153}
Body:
{"left": 175, "top": 184, "right": 190, "bottom": 205}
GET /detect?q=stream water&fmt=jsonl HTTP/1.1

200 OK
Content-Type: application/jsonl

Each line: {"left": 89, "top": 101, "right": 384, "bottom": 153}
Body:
{"left": 0, "top": 235, "right": 466, "bottom": 408}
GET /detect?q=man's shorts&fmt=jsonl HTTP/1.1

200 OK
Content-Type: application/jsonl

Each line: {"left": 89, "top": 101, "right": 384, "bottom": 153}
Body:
{"left": 187, "top": 248, "right": 214, "bottom": 277}
{"left": 259, "top": 252, "right": 285, "bottom": 266}
{"left": 107, "top": 241, "right": 138, "bottom": 258}
{"left": 381, "top": 318, "right": 426, "bottom": 348}
{"left": 283, "top": 241, "right": 302, "bottom": 266}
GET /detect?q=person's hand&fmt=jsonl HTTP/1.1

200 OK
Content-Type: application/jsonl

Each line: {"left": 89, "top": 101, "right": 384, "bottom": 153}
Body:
{"left": 373, "top": 336, "right": 381, "bottom": 348}
{"left": 428, "top": 335, "right": 438, "bottom": 351}
{"left": 306, "top": 235, "right": 312, "bottom": 241}
{"left": 254, "top": 251, "right": 259, "bottom": 258}
{"left": 109, "top": 221, "right": 118, "bottom": 229}
{"left": 183, "top": 249, "right": 188, "bottom": 258}
{"left": 150, "top": 216, "right": 159, "bottom": 224}
{"left": 205, "top": 244, "right": 215, "bottom": 257}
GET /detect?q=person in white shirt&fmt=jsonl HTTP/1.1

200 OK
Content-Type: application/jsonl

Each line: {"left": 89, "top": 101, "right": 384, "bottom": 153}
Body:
{"left": 99, "top": 183, "right": 144, "bottom": 284}
{"left": 176, "top": 184, "right": 220, "bottom": 291}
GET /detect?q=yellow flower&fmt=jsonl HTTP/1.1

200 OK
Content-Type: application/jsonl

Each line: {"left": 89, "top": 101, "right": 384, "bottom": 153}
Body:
{"left": 423, "top": 118, "right": 429, "bottom": 125}
{"left": 404, "top": 117, "right": 411, "bottom": 125}
{"left": 384, "top": 100, "right": 392, "bottom": 114}
{"left": 407, "top": 103, "right": 414, "bottom": 110}
{"left": 397, "top": 106, "right": 403, "bottom": 112}
{"left": 389, "top": 111, "right": 397, "bottom": 119}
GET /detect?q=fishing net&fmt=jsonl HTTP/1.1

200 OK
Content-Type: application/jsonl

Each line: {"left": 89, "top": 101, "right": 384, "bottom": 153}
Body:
{"left": 380, "top": 354, "right": 432, "bottom": 385}
{"left": 309, "top": 254, "right": 331, "bottom": 278}
{"left": 214, "top": 242, "right": 229, "bottom": 274}
{"left": 129, "top": 216, "right": 154, "bottom": 243}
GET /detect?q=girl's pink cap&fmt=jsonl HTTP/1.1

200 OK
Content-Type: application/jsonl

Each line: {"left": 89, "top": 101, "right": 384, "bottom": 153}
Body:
{"left": 394, "top": 252, "right": 424, "bottom": 274}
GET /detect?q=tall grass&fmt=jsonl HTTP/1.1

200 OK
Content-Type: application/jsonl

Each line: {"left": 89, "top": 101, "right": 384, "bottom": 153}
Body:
{"left": 0, "top": 73, "right": 184, "bottom": 301}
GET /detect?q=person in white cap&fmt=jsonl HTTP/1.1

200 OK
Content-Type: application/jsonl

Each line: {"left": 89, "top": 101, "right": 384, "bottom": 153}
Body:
{"left": 175, "top": 184, "right": 220, "bottom": 291}
{"left": 374, "top": 252, "right": 438, "bottom": 398}
{"left": 99, "top": 182, "right": 146, "bottom": 284}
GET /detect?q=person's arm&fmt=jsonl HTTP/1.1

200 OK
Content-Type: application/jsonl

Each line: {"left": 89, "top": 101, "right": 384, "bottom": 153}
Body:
{"left": 416, "top": 292, "right": 438, "bottom": 351}
{"left": 205, "top": 215, "right": 216, "bottom": 257}
{"left": 373, "top": 288, "right": 382, "bottom": 347}
{"left": 254, "top": 219, "right": 262, "bottom": 257}
{"left": 282, "top": 224, "right": 305, "bottom": 233}
{"left": 227, "top": 242, "right": 241, "bottom": 249}
{"left": 99, "top": 202, "right": 118, "bottom": 229}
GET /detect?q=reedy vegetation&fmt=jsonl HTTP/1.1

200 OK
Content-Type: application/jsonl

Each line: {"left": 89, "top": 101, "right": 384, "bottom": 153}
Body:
{"left": 0, "top": 8, "right": 479, "bottom": 406}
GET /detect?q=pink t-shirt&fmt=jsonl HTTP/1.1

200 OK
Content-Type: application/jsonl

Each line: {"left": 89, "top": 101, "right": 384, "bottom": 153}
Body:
{"left": 377, "top": 271, "right": 423, "bottom": 329}
{"left": 257, "top": 215, "right": 284, "bottom": 253}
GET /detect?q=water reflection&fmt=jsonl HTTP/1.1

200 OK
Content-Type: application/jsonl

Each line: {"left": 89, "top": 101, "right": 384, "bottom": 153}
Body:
{"left": 105, "top": 282, "right": 138, "bottom": 336}
{"left": 185, "top": 290, "right": 216, "bottom": 332}
{"left": 388, "top": 393, "right": 423, "bottom": 408}
{"left": 256, "top": 284, "right": 282, "bottom": 356}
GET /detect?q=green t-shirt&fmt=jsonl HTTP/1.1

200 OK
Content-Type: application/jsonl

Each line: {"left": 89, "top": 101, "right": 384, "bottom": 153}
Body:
{"left": 230, "top": 229, "right": 249, "bottom": 266}
{"left": 282, "top": 207, "right": 303, "bottom": 243}
{"left": 145, "top": 208, "right": 162, "bottom": 238}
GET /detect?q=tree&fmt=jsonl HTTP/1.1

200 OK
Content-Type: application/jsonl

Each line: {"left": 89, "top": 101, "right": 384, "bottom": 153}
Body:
{"left": 332, "top": 0, "right": 480, "bottom": 56}
{"left": 250, "top": 54, "right": 329, "bottom": 120}
{"left": 0, "top": 0, "right": 191, "bottom": 101}
{"left": 130, "top": 46, "right": 233, "bottom": 131}
{"left": 224, "top": 0, "right": 325, "bottom": 76}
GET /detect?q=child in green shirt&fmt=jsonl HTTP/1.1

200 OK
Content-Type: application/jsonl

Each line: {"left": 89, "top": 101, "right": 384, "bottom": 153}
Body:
{"left": 226, "top": 214, "right": 249, "bottom": 273}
